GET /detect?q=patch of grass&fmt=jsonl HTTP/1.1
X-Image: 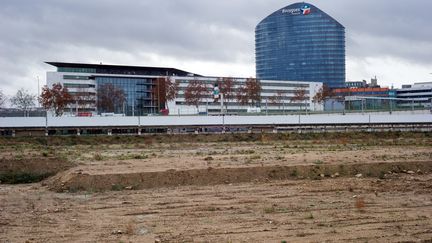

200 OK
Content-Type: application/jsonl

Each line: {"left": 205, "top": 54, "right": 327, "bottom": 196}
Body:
{"left": 263, "top": 205, "right": 289, "bottom": 214}
{"left": 133, "top": 154, "right": 147, "bottom": 159}
{"left": 0, "top": 172, "right": 54, "bottom": 184}
{"left": 313, "top": 160, "right": 324, "bottom": 165}
{"left": 379, "top": 171, "right": 386, "bottom": 179}
{"left": 111, "top": 184, "right": 125, "bottom": 191}
{"left": 263, "top": 206, "right": 276, "bottom": 214}
{"left": 249, "top": 155, "right": 261, "bottom": 160}
{"left": 237, "top": 149, "right": 255, "bottom": 155}
{"left": 305, "top": 212, "right": 314, "bottom": 219}
{"left": 93, "top": 153, "right": 104, "bottom": 161}
{"left": 205, "top": 206, "right": 218, "bottom": 211}
{"left": 296, "top": 232, "right": 307, "bottom": 237}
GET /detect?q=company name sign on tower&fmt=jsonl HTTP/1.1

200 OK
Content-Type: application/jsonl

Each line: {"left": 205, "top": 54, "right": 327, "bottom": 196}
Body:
{"left": 282, "top": 5, "right": 311, "bottom": 15}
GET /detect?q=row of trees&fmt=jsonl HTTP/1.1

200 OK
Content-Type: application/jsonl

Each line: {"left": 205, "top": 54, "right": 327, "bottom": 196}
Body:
{"left": 182, "top": 78, "right": 334, "bottom": 111}
{"left": 267, "top": 85, "right": 337, "bottom": 111}
{"left": 0, "top": 78, "right": 337, "bottom": 116}
{"left": 0, "top": 78, "right": 179, "bottom": 116}
{"left": 0, "top": 88, "right": 38, "bottom": 116}
{"left": 183, "top": 77, "right": 262, "bottom": 109}
{"left": 0, "top": 84, "right": 126, "bottom": 116}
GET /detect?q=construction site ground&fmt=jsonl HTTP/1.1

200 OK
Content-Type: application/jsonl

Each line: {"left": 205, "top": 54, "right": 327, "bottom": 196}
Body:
{"left": 0, "top": 132, "right": 431, "bottom": 242}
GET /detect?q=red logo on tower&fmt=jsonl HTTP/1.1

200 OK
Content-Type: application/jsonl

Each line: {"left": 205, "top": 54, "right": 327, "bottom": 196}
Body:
{"left": 301, "top": 5, "right": 311, "bottom": 15}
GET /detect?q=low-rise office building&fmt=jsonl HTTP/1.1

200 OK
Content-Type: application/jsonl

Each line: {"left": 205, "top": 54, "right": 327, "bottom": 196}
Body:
{"left": 46, "top": 62, "right": 198, "bottom": 116}
{"left": 396, "top": 82, "right": 432, "bottom": 109}
{"left": 46, "top": 62, "right": 323, "bottom": 116}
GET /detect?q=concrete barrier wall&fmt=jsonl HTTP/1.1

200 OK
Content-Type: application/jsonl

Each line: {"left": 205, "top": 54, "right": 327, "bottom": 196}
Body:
{"left": 1, "top": 113, "right": 431, "bottom": 128}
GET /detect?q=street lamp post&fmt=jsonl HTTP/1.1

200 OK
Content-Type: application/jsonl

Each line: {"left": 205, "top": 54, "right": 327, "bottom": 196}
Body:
{"left": 37, "top": 76, "right": 40, "bottom": 108}
{"left": 265, "top": 98, "right": 268, "bottom": 115}
{"left": 220, "top": 93, "right": 224, "bottom": 115}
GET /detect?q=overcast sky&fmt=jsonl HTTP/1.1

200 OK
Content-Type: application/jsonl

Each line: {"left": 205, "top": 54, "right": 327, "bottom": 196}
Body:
{"left": 0, "top": 0, "right": 431, "bottom": 97}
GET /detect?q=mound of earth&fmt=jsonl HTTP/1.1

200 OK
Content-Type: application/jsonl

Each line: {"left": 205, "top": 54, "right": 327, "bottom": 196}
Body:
{"left": 47, "top": 160, "right": 432, "bottom": 192}
{"left": 0, "top": 157, "right": 74, "bottom": 184}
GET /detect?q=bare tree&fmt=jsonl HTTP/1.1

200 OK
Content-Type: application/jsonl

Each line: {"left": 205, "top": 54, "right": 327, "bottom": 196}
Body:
{"left": 236, "top": 83, "right": 249, "bottom": 106}
{"left": 165, "top": 77, "right": 179, "bottom": 110}
{"left": 312, "top": 84, "right": 332, "bottom": 110}
{"left": 39, "top": 83, "right": 73, "bottom": 116}
{"left": 97, "top": 83, "right": 126, "bottom": 113}
{"left": 219, "top": 77, "right": 235, "bottom": 109}
{"left": 10, "top": 88, "right": 36, "bottom": 116}
{"left": 246, "top": 78, "right": 262, "bottom": 106}
{"left": 154, "top": 76, "right": 179, "bottom": 111}
{"left": 269, "top": 91, "right": 285, "bottom": 110}
{"left": 0, "top": 89, "right": 6, "bottom": 108}
{"left": 291, "top": 88, "right": 308, "bottom": 112}
{"left": 235, "top": 78, "right": 262, "bottom": 107}
{"left": 74, "top": 87, "right": 96, "bottom": 114}
{"left": 184, "top": 78, "right": 208, "bottom": 110}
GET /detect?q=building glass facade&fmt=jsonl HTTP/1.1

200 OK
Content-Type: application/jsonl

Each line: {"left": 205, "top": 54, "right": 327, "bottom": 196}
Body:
{"left": 46, "top": 62, "right": 200, "bottom": 116}
{"left": 96, "top": 77, "right": 157, "bottom": 116}
{"left": 46, "top": 62, "right": 324, "bottom": 116}
{"left": 256, "top": 2, "right": 345, "bottom": 88}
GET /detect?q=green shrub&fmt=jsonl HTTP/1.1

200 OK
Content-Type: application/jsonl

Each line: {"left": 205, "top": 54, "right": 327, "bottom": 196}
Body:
{"left": 93, "top": 153, "right": 103, "bottom": 161}
{"left": 111, "top": 184, "right": 125, "bottom": 191}
{"left": 0, "top": 172, "right": 54, "bottom": 184}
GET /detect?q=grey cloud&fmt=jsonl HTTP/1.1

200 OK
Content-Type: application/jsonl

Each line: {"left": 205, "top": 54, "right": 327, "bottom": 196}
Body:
{"left": 312, "top": 0, "right": 432, "bottom": 63}
{"left": 0, "top": 0, "right": 431, "bottom": 95}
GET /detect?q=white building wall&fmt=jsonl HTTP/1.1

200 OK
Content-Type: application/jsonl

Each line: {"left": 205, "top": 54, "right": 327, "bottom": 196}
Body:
{"left": 397, "top": 82, "right": 432, "bottom": 108}
{"left": 47, "top": 70, "right": 324, "bottom": 116}
{"left": 168, "top": 77, "right": 323, "bottom": 115}
{"left": 46, "top": 72, "right": 97, "bottom": 115}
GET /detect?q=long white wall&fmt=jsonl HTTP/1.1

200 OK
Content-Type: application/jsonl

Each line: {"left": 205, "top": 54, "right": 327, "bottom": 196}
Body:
{"left": 1, "top": 113, "right": 431, "bottom": 128}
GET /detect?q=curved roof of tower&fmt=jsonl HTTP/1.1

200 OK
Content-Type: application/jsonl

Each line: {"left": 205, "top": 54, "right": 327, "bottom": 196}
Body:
{"left": 256, "top": 2, "right": 344, "bottom": 29}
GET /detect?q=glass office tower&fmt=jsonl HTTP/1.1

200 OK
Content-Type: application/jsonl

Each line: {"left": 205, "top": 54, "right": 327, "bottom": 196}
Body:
{"left": 256, "top": 2, "right": 345, "bottom": 88}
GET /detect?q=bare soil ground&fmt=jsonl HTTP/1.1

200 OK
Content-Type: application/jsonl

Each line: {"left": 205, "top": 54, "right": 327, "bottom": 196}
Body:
{"left": 0, "top": 132, "right": 432, "bottom": 242}
{"left": 1, "top": 174, "right": 432, "bottom": 242}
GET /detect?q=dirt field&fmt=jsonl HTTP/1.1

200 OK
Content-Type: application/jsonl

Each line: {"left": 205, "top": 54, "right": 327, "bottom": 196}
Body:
{"left": 1, "top": 132, "right": 432, "bottom": 242}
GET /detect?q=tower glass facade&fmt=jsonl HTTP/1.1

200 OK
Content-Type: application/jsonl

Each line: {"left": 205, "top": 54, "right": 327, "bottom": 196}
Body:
{"left": 256, "top": 2, "right": 345, "bottom": 88}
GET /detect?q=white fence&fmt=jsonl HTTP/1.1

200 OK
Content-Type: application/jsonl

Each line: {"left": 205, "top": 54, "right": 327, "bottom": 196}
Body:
{"left": 1, "top": 113, "right": 431, "bottom": 128}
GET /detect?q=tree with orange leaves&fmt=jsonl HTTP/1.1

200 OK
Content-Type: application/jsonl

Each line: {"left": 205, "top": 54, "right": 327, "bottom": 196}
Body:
{"left": 312, "top": 84, "right": 332, "bottom": 105}
{"left": 39, "top": 83, "right": 73, "bottom": 116}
